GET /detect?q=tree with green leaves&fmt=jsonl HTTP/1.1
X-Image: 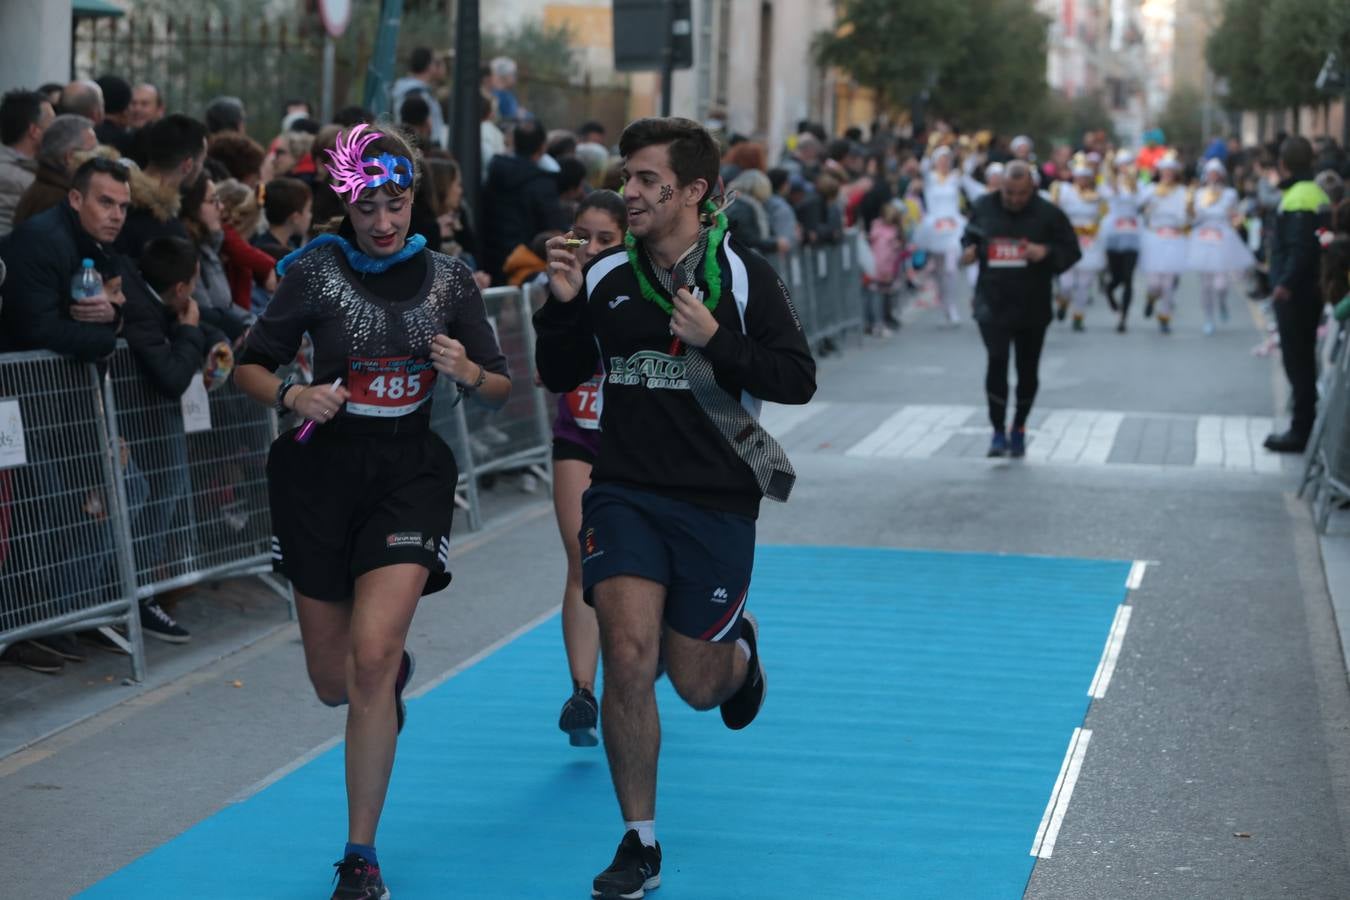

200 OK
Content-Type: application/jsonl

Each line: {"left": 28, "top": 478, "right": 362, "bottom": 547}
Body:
{"left": 1157, "top": 85, "right": 1204, "bottom": 153}
{"left": 815, "top": 0, "right": 1054, "bottom": 133}
{"left": 1206, "top": 0, "right": 1272, "bottom": 112}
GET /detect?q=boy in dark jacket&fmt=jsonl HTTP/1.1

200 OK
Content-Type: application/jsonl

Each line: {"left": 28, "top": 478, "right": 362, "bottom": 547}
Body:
{"left": 1264, "top": 136, "right": 1332, "bottom": 453}
{"left": 125, "top": 235, "right": 229, "bottom": 398}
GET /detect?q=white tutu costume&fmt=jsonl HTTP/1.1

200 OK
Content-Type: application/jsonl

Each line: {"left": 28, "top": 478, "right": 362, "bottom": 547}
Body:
{"left": 1053, "top": 181, "right": 1107, "bottom": 273}
{"left": 1099, "top": 177, "right": 1146, "bottom": 253}
{"left": 912, "top": 169, "right": 974, "bottom": 262}
{"left": 1186, "top": 184, "right": 1254, "bottom": 273}
{"left": 1139, "top": 183, "right": 1191, "bottom": 275}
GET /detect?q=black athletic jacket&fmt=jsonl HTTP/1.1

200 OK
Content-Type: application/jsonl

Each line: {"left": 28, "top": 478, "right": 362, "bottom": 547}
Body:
{"left": 962, "top": 191, "right": 1080, "bottom": 329}
{"left": 533, "top": 237, "right": 816, "bottom": 518}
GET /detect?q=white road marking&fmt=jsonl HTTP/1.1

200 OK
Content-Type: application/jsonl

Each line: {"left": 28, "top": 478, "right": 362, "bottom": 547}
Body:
{"left": 1195, "top": 415, "right": 1279, "bottom": 472}
{"left": 759, "top": 401, "right": 830, "bottom": 439}
{"left": 1031, "top": 727, "right": 1093, "bottom": 859}
{"left": 845, "top": 405, "right": 973, "bottom": 458}
{"left": 1088, "top": 605, "right": 1133, "bottom": 699}
{"left": 1126, "top": 560, "right": 1149, "bottom": 591}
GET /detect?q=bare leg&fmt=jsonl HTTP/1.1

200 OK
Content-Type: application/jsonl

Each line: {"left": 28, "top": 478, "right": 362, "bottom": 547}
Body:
{"left": 594, "top": 575, "right": 665, "bottom": 820}
{"left": 662, "top": 625, "right": 747, "bottom": 711}
{"left": 554, "top": 459, "right": 599, "bottom": 691}
{"left": 344, "top": 563, "right": 425, "bottom": 845}
{"left": 295, "top": 591, "right": 352, "bottom": 707}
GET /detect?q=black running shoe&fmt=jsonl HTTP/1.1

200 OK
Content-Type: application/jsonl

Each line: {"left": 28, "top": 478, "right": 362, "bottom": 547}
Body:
{"left": 720, "top": 611, "right": 765, "bottom": 730}
{"left": 559, "top": 687, "right": 599, "bottom": 746}
{"left": 592, "top": 830, "right": 661, "bottom": 899}
{"left": 331, "top": 853, "right": 389, "bottom": 900}
{"left": 0, "top": 641, "right": 64, "bottom": 674}
{"left": 395, "top": 649, "right": 415, "bottom": 735}
{"left": 31, "top": 633, "right": 86, "bottom": 662}
{"left": 140, "top": 599, "right": 190, "bottom": 643}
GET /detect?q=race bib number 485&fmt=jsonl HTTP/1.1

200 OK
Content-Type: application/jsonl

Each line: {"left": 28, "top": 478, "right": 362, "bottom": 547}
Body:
{"left": 347, "top": 356, "right": 437, "bottom": 417}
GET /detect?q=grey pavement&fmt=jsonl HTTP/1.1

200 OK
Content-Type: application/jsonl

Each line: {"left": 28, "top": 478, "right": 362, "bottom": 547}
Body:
{"left": 4, "top": 280, "right": 1350, "bottom": 899}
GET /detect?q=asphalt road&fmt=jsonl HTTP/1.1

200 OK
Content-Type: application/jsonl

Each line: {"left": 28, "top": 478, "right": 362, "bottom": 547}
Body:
{"left": 3, "top": 283, "right": 1349, "bottom": 898}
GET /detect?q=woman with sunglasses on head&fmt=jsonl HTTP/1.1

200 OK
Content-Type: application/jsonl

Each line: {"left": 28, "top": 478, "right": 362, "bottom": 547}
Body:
{"left": 549, "top": 190, "right": 627, "bottom": 747}
{"left": 233, "top": 123, "right": 510, "bottom": 900}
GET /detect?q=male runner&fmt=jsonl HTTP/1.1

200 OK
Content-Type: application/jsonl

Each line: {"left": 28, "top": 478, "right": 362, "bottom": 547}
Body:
{"left": 533, "top": 116, "right": 816, "bottom": 899}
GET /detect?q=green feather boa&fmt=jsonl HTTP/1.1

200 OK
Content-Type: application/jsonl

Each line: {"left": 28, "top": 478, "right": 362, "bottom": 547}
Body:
{"left": 623, "top": 205, "right": 729, "bottom": 314}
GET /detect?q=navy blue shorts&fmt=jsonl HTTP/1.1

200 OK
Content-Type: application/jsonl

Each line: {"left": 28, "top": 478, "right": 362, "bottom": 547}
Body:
{"left": 580, "top": 482, "right": 755, "bottom": 643}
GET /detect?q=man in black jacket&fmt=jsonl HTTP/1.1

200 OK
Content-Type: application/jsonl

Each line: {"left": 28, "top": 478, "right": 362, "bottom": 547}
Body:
{"left": 1264, "top": 137, "right": 1333, "bottom": 453}
{"left": 114, "top": 114, "right": 206, "bottom": 260}
{"left": 534, "top": 117, "right": 816, "bottom": 900}
{"left": 481, "top": 117, "right": 566, "bottom": 282}
{"left": 0, "top": 156, "right": 127, "bottom": 359}
{"left": 961, "top": 160, "right": 1081, "bottom": 458}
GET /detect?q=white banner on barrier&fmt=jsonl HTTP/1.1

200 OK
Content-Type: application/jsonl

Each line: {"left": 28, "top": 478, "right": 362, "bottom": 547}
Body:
{"left": 817, "top": 250, "right": 828, "bottom": 273}
{"left": 180, "top": 373, "right": 212, "bottom": 434}
{"left": 0, "top": 398, "right": 26, "bottom": 468}
{"left": 790, "top": 255, "right": 802, "bottom": 285}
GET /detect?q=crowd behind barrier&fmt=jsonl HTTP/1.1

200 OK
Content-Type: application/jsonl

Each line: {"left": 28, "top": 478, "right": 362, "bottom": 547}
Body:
{"left": 1301, "top": 323, "right": 1350, "bottom": 531}
{"left": 0, "top": 259, "right": 874, "bottom": 680}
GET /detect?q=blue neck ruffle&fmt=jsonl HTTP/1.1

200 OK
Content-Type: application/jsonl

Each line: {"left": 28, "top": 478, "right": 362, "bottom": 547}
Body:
{"left": 276, "top": 233, "right": 427, "bottom": 277}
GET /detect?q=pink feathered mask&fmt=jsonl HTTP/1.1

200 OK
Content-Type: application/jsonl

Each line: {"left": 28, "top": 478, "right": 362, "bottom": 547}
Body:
{"left": 324, "top": 123, "right": 414, "bottom": 203}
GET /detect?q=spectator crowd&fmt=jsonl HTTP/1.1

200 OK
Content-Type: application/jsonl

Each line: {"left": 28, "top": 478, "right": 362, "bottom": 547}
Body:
{"left": 1, "top": 52, "right": 1348, "bottom": 679}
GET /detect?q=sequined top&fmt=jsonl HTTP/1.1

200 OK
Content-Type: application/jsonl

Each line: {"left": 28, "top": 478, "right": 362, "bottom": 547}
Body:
{"left": 241, "top": 244, "right": 508, "bottom": 424}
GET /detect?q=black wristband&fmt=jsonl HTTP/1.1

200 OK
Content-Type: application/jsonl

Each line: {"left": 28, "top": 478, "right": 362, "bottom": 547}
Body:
{"left": 274, "top": 375, "right": 295, "bottom": 414}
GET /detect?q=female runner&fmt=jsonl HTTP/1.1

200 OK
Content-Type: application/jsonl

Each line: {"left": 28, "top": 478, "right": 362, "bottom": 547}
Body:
{"left": 1187, "top": 158, "right": 1255, "bottom": 334}
{"left": 551, "top": 190, "right": 628, "bottom": 746}
{"left": 234, "top": 123, "right": 510, "bottom": 900}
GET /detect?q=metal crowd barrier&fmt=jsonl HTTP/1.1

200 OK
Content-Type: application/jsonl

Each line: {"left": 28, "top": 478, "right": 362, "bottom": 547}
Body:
{"left": 0, "top": 349, "right": 146, "bottom": 680}
{"left": 464, "top": 286, "right": 553, "bottom": 481}
{"left": 770, "top": 229, "right": 866, "bottom": 350}
{"left": 1301, "top": 321, "right": 1350, "bottom": 531}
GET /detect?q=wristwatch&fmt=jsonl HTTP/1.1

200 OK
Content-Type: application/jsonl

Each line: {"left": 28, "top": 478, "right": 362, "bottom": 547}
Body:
{"left": 458, "top": 364, "right": 487, "bottom": 395}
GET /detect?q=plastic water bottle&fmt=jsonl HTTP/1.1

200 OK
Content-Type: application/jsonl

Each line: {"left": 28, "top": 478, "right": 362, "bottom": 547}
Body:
{"left": 71, "top": 258, "right": 101, "bottom": 301}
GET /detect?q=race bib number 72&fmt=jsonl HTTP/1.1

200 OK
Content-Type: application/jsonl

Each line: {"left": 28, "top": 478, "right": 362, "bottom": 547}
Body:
{"left": 346, "top": 356, "right": 437, "bottom": 417}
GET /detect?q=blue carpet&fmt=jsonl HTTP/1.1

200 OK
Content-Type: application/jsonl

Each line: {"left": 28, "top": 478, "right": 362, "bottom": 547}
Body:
{"left": 80, "top": 545, "right": 1130, "bottom": 899}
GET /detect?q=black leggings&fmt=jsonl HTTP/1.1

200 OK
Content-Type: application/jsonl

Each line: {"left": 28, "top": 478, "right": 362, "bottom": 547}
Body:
{"left": 978, "top": 321, "right": 1049, "bottom": 432}
{"left": 1106, "top": 250, "right": 1139, "bottom": 315}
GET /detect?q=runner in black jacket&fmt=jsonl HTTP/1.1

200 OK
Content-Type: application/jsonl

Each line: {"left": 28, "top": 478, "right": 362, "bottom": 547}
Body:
{"left": 961, "top": 160, "right": 1080, "bottom": 458}
{"left": 534, "top": 117, "right": 815, "bottom": 900}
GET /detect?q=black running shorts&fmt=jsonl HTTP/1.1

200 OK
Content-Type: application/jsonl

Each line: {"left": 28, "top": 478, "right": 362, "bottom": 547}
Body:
{"left": 267, "top": 422, "right": 457, "bottom": 603}
{"left": 579, "top": 482, "right": 754, "bottom": 643}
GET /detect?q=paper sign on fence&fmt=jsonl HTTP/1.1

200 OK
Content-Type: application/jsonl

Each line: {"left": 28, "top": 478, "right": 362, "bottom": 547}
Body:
{"left": 0, "top": 399, "right": 27, "bottom": 468}
{"left": 181, "top": 374, "right": 212, "bottom": 433}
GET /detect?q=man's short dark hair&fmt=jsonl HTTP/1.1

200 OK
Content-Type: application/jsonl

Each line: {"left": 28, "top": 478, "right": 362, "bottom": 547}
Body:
{"left": 145, "top": 114, "right": 208, "bottom": 170}
{"left": 263, "top": 177, "right": 312, "bottom": 225}
{"left": 95, "top": 75, "right": 132, "bottom": 115}
{"left": 400, "top": 95, "right": 431, "bottom": 128}
{"left": 334, "top": 105, "right": 373, "bottom": 128}
{"left": 557, "top": 157, "right": 586, "bottom": 194}
{"left": 1, "top": 90, "right": 45, "bottom": 146}
{"left": 204, "top": 96, "right": 245, "bottom": 134}
{"left": 767, "top": 167, "right": 789, "bottom": 193}
{"left": 578, "top": 120, "right": 605, "bottom": 137}
{"left": 513, "top": 118, "right": 547, "bottom": 158}
{"left": 826, "top": 138, "right": 851, "bottom": 163}
{"left": 409, "top": 47, "right": 434, "bottom": 74}
{"left": 1280, "top": 135, "right": 1315, "bottom": 176}
{"left": 71, "top": 156, "right": 130, "bottom": 194}
{"left": 547, "top": 133, "right": 577, "bottom": 159}
{"left": 618, "top": 117, "right": 720, "bottom": 202}
{"left": 139, "top": 235, "right": 199, "bottom": 293}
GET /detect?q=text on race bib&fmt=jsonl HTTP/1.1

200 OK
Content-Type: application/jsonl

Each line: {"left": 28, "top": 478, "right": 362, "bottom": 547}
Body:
{"left": 1197, "top": 227, "right": 1224, "bottom": 243}
{"left": 565, "top": 373, "right": 604, "bottom": 430}
{"left": 934, "top": 218, "right": 959, "bottom": 232}
{"left": 1114, "top": 217, "right": 1139, "bottom": 232}
{"left": 346, "top": 356, "right": 437, "bottom": 417}
{"left": 987, "top": 238, "right": 1029, "bottom": 268}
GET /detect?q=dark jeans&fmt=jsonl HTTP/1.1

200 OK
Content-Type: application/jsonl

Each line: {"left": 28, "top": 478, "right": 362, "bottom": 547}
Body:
{"left": 1273, "top": 295, "right": 1322, "bottom": 436}
{"left": 978, "top": 321, "right": 1049, "bottom": 432}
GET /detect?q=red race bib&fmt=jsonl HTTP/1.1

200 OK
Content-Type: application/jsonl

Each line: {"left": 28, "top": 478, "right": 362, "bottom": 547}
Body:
{"left": 934, "top": 217, "right": 958, "bottom": 232}
{"left": 987, "top": 238, "right": 1028, "bottom": 268}
{"left": 1113, "top": 217, "right": 1139, "bottom": 232}
{"left": 1197, "top": 227, "right": 1224, "bottom": 243}
{"left": 565, "top": 373, "right": 604, "bottom": 430}
{"left": 346, "top": 356, "right": 437, "bottom": 417}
